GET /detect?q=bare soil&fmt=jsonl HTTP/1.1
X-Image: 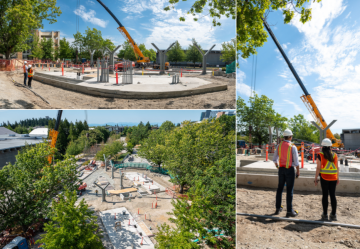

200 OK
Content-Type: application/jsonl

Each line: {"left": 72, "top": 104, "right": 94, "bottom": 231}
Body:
{"left": 237, "top": 187, "right": 360, "bottom": 249}
{"left": 0, "top": 70, "right": 235, "bottom": 109}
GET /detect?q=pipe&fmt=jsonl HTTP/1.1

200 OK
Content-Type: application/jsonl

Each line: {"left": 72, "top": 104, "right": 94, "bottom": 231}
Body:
{"left": 237, "top": 213, "right": 360, "bottom": 229}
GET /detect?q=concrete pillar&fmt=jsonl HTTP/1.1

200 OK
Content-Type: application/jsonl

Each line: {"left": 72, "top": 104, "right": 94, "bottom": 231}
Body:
{"left": 105, "top": 45, "right": 121, "bottom": 74}
{"left": 268, "top": 126, "right": 273, "bottom": 146}
{"left": 94, "top": 182, "right": 110, "bottom": 202}
{"left": 89, "top": 50, "right": 95, "bottom": 67}
{"left": 194, "top": 44, "right": 216, "bottom": 75}
{"left": 97, "top": 57, "right": 100, "bottom": 82}
{"left": 311, "top": 120, "right": 337, "bottom": 144}
{"left": 151, "top": 42, "right": 176, "bottom": 75}
{"left": 120, "top": 172, "right": 124, "bottom": 190}
{"left": 111, "top": 161, "right": 114, "bottom": 179}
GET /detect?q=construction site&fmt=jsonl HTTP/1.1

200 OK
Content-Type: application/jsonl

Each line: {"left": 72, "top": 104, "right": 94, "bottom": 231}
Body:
{"left": 0, "top": 0, "right": 235, "bottom": 110}
{"left": 236, "top": 18, "right": 360, "bottom": 248}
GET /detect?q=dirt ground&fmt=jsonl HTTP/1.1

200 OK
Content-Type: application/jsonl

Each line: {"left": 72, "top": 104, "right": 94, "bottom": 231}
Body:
{"left": 0, "top": 70, "right": 235, "bottom": 109}
{"left": 237, "top": 186, "right": 360, "bottom": 249}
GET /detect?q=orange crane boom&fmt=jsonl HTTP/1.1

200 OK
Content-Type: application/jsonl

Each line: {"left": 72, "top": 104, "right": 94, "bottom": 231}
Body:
{"left": 263, "top": 19, "right": 343, "bottom": 147}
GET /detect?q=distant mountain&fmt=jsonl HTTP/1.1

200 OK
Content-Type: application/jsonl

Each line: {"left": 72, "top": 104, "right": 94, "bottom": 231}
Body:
{"left": 89, "top": 122, "right": 160, "bottom": 127}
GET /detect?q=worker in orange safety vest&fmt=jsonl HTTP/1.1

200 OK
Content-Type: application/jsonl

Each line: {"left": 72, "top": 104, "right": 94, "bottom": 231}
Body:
{"left": 28, "top": 65, "right": 33, "bottom": 89}
{"left": 273, "top": 129, "right": 300, "bottom": 217}
{"left": 314, "top": 138, "right": 339, "bottom": 221}
{"left": 23, "top": 61, "right": 28, "bottom": 86}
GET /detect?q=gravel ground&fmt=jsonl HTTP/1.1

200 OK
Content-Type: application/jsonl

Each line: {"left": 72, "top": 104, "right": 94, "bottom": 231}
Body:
{"left": 237, "top": 186, "right": 360, "bottom": 249}
{"left": 0, "top": 70, "right": 235, "bottom": 109}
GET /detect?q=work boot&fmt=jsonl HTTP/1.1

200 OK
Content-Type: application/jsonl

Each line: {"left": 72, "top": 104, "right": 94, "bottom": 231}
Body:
{"left": 286, "top": 209, "right": 299, "bottom": 218}
{"left": 330, "top": 213, "right": 337, "bottom": 221}
{"left": 274, "top": 206, "right": 283, "bottom": 215}
{"left": 321, "top": 213, "right": 328, "bottom": 221}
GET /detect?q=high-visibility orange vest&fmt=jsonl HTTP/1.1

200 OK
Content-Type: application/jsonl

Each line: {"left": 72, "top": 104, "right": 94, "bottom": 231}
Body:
{"left": 23, "top": 65, "right": 27, "bottom": 73}
{"left": 278, "top": 141, "right": 293, "bottom": 168}
{"left": 319, "top": 152, "right": 338, "bottom": 181}
{"left": 28, "top": 68, "right": 33, "bottom": 78}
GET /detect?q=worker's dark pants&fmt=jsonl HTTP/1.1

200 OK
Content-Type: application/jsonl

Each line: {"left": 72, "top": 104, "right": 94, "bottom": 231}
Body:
{"left": 320, "top": 177, "right": 337, "bottom": 215}
{"left": 276, "top": 167, "right": 295, "bottom": 212}
{"left": 24, "top": 72, "right": 28, "bottom": 85}
{"left": 28, "top": 77, "right": 32, "bottom": 87}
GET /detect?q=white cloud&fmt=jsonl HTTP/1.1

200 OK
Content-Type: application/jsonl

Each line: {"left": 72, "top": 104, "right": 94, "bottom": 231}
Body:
{"left": 74, "top": 5, "right": 108, "bottom": 28}
{"left": 345, "top": 12, "right": 351, "bottom": 19}
{"left": 280, "top": 83, "right": 297, "bottom": 92}
{"left": 282, "top": 43, "right": 288, "bottom": 49}
{"left": 237, "top": 69, "right": 253, "bottom": 97}
{"left": 288, "top": 0, "right": 360, "bottom": 130}
{"left": 120, "top": 0, "right": 231, "bottom": 49}
{"left": 284, "top": 100, "right": 302, "bottom": 112}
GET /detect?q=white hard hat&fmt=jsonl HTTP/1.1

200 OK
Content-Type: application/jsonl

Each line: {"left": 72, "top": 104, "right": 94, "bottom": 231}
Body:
{"left": 28, "top": 65, "right": 32, "bottom": 68}
{"left": 321, "top": 138, "right": 332, "bottom": 147}
{"left": 24, "top": 61, "right": 27, "bottom": 64}
{"left": 283, "top": 129, "right": 293, "bottom": 136}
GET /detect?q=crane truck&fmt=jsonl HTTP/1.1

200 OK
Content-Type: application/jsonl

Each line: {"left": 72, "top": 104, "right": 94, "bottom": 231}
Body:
{"left": 96, "top": 0, "right": 170, "bottom": 69}
{"left": 263, "top": 19, "right": 344, "bottom": 148}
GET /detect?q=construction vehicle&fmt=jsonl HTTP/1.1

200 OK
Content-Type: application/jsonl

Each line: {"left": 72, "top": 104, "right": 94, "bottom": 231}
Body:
{"left": 96, "top": 0, "right": 165, "bottom": 68}
{"left": 3, "top": 237, "right": 29, "bottom": 249}
{"left": 263, "top": 19, "right": 344, "bottom": 148}
{"left": 48, "top": 110, "right": 63, "bottom": 164}
{"left": 153, "top": 62, "right": 170, "bottom": 70}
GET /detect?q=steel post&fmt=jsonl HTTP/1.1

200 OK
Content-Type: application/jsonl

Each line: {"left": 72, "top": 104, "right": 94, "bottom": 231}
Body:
{"left": 97, "top": 58, "right": 100, "bottom": 82}
{"left": 89, "top": 50, "right": 95, "bottom": 67}
{"left": 94, "top": 182, "right": 110, "bottom": 202}
{"left": 151, "top": 42, "right": 176, "bottom": 75}
{"left": 194, "top": 44, "right": 216, "bottom": 75}
{"left": 311, "top": 120, "right": 336, "bottom": 144}
{"left": 105, "top": 45, "right": 121, "bottom": 74}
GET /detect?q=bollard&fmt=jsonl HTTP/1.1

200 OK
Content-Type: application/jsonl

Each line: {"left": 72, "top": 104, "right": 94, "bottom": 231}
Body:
{"left": 62, "top": 64, "right": 64, "bottom": 76}
{"left": 82, "top": 64, "right": 84, "bottom": 74}
{"left": 152, "top": 203, "right": 153, "bottom": 209}
{"left": 181, "top": 68, "right": 182, "bottom": 77}
{"left": 49, "top": 65, "right": 50, "bottom": 71}
{"left": 312, "top": 144, "right": 315, "bottom": 163}
{"left": 301, "top": 142, "right": 304, "bottom": 168}
{"left": 116, "top": 67, "right": 118, "bottom": 84}
{"left": 155, "top": 202, "right": 157, "bottom": 208}
{"left": 266, "top": 144, "right": 268, "bottom": 161}
{"left": 142, "top": 68, "right": 144, "bottom": 76}
{"left": 138, "top": 208, "right": 139, "bottom": 214}
{"left": 42, "top": 64, "right": 43, "bottom": 70}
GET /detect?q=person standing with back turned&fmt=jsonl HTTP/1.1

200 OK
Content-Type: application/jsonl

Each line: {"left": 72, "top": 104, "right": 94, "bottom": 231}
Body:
{"left": 273, "top": 129, "right": 300, "bottom": 217}
{"left": 314, "top": 138, "right": 339, "bottom": 221}
{"left": 23, "top": 61, "right": 28, "bottom": 86}
{"left": 28, "top": 65, "right": 33, "bottom": 89}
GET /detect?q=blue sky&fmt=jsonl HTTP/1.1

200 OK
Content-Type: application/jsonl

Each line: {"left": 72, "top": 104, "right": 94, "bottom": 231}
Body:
{"left": 237, "top": 0, "right": 360, "bottom": 134}
{"left": 43, "top": 0, "right": 235, "bottom": 50}
{"left": 0, "top": 110, "right": 231, "bottom": 126}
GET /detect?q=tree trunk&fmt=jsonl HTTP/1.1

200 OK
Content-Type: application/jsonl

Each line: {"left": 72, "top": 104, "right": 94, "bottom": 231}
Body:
{"left": 179, "top": 184, "right": 184, "bottom": 194}
{"left": 6, "top": 50, "right": 11, "bottom": 60}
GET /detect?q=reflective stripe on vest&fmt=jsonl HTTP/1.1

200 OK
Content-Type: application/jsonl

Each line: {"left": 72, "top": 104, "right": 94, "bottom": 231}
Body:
{"left": 319, "top": 152, "right": 337, "bottom": 174}
{"left": 28, "top": 69, "right": 33, "bottom": 77}
{"left": 278, "top": 141, "right": 293, "bottom": 168}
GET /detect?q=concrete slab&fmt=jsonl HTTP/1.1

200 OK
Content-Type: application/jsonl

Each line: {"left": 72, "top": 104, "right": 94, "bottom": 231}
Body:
{"left": 125, "top": 172, "right": 165, "bottom": 193}
{"left": 100, "top": 207, "right": 154, "bottom": 249}
{"left": 33, "top": 71, "right": 227, "bottom": 99}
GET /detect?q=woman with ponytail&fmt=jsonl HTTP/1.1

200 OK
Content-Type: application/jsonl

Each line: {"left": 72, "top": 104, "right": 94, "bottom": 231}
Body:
{"left": 314, "top": 138, "right": 339, "bottom": 221}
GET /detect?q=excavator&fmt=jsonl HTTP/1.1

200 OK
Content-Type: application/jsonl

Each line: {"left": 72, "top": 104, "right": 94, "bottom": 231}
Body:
{"left": 96, "top": 0, "right": 167, "bottom": 69}
{"left": 263, "top": 19, "right": 344, "bottom": 148}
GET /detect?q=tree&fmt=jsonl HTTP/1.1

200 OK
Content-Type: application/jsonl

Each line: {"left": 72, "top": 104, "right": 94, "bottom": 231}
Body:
{"left": 167, "top": 41, "right": 186, "bottom": 65}
{"left": 334, "top": 133, "right": 340, "bottom": 139}
{"left": 220, "top": 38, "right": 236, "bottom": 63}
{"left": 147, "top": 48, "right": 157, "bottom": 62}
{"left": 0, "top": 143, "right": 78, "bottom": 232}
{"left": 138, "top": 129, "right": 167, "bottom": 170}
{"left": 164, "top": 0, "right": 235, "bottom": 27}
{"left": 238, "top": 0, "right": 322, "bottom": 59}
{"left": 59, "top": 38, "right": 74, "bottom": 59}
{"left": 164, "top": 119, "right": 234, "bottom": 193}
{"left": 156, "top": 156, "right": 235, "bottom": 248}
{"left": 99, "top": 38, "right": 115, "bottom": 56}
{"left": 186, "top": 39, "right": 203, "bottom": 68}
{"left": 0, "top": 1, "right": 61, "bottom": 59}
{"left": 38, "top": 189, "right": 103, "bottom": 249}
{"left": 237, "top": 94, "right": 287, "bottom": 146}
{"left": 95, "top": 140, "right": 124, "bottom": 161}
{"left": 288, "top": 114, "right": 319, "bottom": 143}
{"left": 126, "top": 141, "right": 134, "bottom": 154}
{"left": 118, "top": 41, "right": 137, "bottom": 61}
{"left": 30, "top": 35, "right": 44, "bottom": 60}
{"left": 41, "top": 37, "right": 55, "bottom": 61}
{"left": 83, "top": 27, "right": 103, "bottom": 53}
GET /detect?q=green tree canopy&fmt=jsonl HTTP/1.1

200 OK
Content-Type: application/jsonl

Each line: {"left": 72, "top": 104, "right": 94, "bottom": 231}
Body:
{"left": 164, "top": 0, "right": 235, "bottom": 27}
{"left": 220, "top": 38, "right": 236, "bottom": 63}
{"left": 186, "top": 39, "right": 203, "bottom": 67}
{"left": 38, "top": 189, "right": 103, "bottom": 249}
{"left": 59, "top": 38, "right": 74, "bottom": 59}
{"left": 41, "top": 37, "right": 55, "bottom": 60}
{"left": 167, "top": 40, "right": 186, "bottom": 64}
{"left": 30, "top": 35, "right": 44, "bottom": 60}
{"left": 288, "top": 114, "right": 319, "bottom": 143}
{"left": 118, "top": 41, "right": 137, "bottom": 61}
{"left": 138, "top": 129, "right": 167, "bottom": 169}
{"left": 0, "top": 143, "right": 78, "bottom": 232}
{"left": 237, "top": 94, "right": 287, "bottom": 146}
{"left": 238, "top": 0, "right": 322, "bottom": 59}
{"left": 0, "top": 0, "right": 61, "bottom": 59}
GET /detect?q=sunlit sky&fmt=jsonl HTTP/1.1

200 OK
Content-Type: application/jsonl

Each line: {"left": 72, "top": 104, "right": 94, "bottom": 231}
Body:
{"left": 237, "top": 0, "right": 360, "bottom": 134}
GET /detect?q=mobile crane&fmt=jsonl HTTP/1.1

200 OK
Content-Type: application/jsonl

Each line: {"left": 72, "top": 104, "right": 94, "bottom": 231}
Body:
{"left": 96, "top": 0, "right": 151, "bottom": 68}
{"left": 48, "top": 110, "right": 63, "bottom": 164}
{"left": 263, "top": 19, "right": 343, "bottom": 148}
